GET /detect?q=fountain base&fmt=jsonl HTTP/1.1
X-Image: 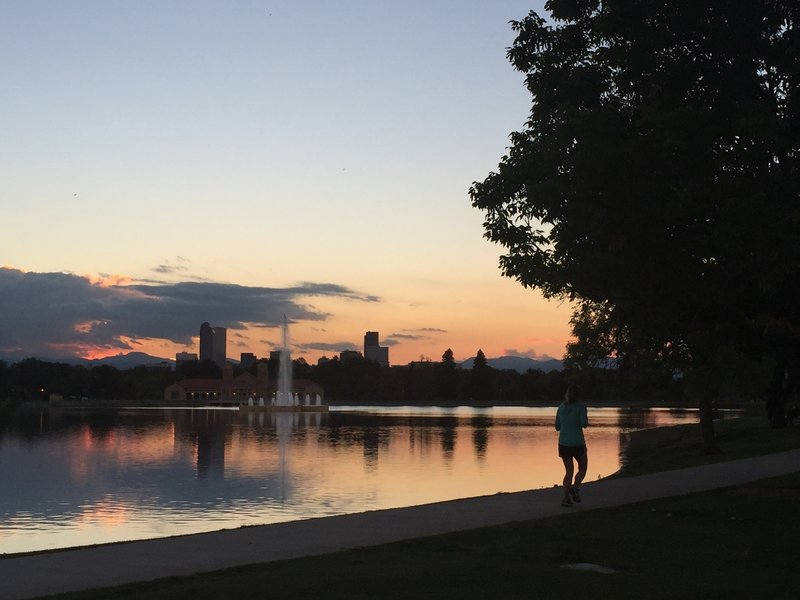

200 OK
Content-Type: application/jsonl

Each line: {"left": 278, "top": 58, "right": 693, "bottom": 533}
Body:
{"left": 238, "top": 404, "right": 329, "bottom": 413}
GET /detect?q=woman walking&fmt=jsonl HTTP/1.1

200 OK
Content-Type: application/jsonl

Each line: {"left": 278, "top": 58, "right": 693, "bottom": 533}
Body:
{"left": 555, "top": 385, "right": 588, "bottom": 507}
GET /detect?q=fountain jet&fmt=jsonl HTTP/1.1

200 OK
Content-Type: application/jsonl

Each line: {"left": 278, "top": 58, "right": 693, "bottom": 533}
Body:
{"left": 277, "top": 315, "right": 293, "bottom": 407}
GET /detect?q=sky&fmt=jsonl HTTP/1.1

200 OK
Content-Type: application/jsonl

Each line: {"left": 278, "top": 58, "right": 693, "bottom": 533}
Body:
{"left": 1, "top": 0, "right": 573, "bottom": 366}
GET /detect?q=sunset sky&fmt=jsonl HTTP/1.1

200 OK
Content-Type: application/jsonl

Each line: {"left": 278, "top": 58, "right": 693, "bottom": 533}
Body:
{"left": 1, "top": 1, "right": 573, "bottom": 365}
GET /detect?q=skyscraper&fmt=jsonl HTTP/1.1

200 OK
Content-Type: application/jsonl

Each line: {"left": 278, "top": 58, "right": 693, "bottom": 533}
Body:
{"left": 364, "top": 331, "right": 389, "bottom": 367}
{"left": 213, "top": 326, "right": 227, "bottom": 367}
{"left": 240, "top": 352, "right": 256, "bottom": 369}
{"left": 199, "top": 322, "right": 227, "bottom": 367}
{"left": 199, "top": 322, "right": 214, "bottom": 363}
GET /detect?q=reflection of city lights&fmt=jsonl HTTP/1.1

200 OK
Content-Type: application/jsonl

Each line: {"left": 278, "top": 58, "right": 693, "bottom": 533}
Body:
{"left": 81, "top": 425, "right": 94, "bottom": 449}
{"left": 77, "top": 501, "right": 128, "bottom": 528}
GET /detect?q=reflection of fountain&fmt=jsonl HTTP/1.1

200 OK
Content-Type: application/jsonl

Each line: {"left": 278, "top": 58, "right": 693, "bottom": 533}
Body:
{"left": 275, "top": 411, "right": 293, "bottom": 502}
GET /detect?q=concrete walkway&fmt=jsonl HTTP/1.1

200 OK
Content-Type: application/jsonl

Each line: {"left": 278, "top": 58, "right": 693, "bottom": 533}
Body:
{"left": 2, "top": 449, "right": 799, "bottom": 600}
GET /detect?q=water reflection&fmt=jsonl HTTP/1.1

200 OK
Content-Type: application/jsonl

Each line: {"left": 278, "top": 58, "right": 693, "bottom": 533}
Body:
{"left": 0, "top": 405, "right": 724, "bottom": 554}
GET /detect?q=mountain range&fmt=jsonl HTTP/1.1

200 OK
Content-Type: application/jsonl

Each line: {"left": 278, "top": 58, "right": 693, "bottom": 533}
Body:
{"left": 459, "top": 355, "right": 563, "bottom": 373}
{"left": 0, "top": 351, "right": 174, "bottom": 368}
{"left": 3, "top": 351, "right": 563, "bottom": 372}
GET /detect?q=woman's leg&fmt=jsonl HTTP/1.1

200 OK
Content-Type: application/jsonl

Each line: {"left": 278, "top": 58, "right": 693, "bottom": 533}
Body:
{"left": 561, "top": 456, "right": 574, "bottom": 500}
{"left": 574, "top": 451, "right": 588, "bottom": 489}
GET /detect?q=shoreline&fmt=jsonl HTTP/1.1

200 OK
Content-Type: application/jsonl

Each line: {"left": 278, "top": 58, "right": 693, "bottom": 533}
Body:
{"left": 3, "top": 398, "right": 757, "bottom": 411}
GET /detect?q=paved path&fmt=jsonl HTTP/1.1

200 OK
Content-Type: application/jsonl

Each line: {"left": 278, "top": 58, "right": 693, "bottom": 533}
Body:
{"left": 2, "top": 449, "right": 799, "bottom": 600}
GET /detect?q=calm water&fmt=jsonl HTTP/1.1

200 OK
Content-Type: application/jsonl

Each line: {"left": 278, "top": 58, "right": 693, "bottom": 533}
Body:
{"left": 0, "top": 405, "right": 714, "bottom": 554}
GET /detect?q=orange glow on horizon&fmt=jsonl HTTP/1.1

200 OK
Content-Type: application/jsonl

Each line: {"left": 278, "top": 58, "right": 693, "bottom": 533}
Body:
{"left": 47, "top": 342, "right": 128, "bottom": 361}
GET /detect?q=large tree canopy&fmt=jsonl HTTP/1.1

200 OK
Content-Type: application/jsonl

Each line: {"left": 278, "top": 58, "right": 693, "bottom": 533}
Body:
{"left": 471, "top": 1, "right": 800, "bottom": 444}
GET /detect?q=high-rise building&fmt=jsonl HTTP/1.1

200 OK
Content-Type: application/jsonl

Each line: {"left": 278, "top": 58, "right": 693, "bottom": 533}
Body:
{"left": 176, "top": 352, "right": 198, "bottom": 364}
{"left": 340, "top": 350, "right": 363, "bottom": 362}
{"left": 364, "top": 331, "right": 389, "bottom": 367}
{"left": 240, "top": 352, "right": 256, "bottom": 369}
{"left": 364, "top": 331, "right": 379, "bottom": 348}
{"left": 213, "top": 327, "right": 227, "bottom": 367}
{"left": 199, "top": 322, "right": 214, "bottom": 363}
{"left": 199, "top": 322, "right": 228, "bottom": 367}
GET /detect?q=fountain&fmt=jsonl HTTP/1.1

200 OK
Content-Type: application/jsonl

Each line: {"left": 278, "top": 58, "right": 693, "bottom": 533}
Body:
{"left": 276, "top": 315, "right": 294, "bottom": 407}
{"left": 241, "top": 315, "right": 327, "bottom": 412}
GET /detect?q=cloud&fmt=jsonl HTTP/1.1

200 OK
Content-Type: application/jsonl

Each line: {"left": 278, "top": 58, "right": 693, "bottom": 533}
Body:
{"left": 0, "top": 267, "right": 376, "bottom": 360}
{"left": 289, "top": 282, "right": 379, "bottom": 303}
{"left": 383, "top": 327, "right": 446, "bottom": 346}
{"left": 295, "top": 341, "right": 359, "bottom": 353}
{"left": 149, "top": 257, "right": 194, "bottom": 279}
{"left": 152, "top": 264, "right": 188, "bottom": 275}
{"left": 386, "top": 333, "right": 426, "bottom": 341}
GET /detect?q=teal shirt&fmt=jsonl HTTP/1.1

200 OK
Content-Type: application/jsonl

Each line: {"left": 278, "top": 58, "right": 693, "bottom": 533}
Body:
{"left": 555, "top": 401, "right": 588, "bottom": 446}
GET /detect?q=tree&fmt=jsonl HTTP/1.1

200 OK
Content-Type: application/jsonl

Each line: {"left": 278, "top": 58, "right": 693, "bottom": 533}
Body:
{"left": 473, "top": 349, "right": 488, "bottom": 371}
{"left": 442, "top": 348, "right": 456, "bottom": 367}
{"left": 470, "top": 1, "right": 800, "bottom": 451}
{"left": 88, "top": 365, "right": 124, "bottom": 400}
{"left": 293, "top": 357, "right": 313, "bottom": 380}
{"left": 470, "top": 350, "right": 493, "bottom": 402}
{"left": 436, "top": 348, "right": 459, "bottom": 403}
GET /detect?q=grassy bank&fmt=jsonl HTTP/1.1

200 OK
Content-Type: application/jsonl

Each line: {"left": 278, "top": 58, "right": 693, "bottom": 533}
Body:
{"left": 44, "top": 418, "right": 800, "bottom": 600}
{"left": 619, "top": 416, "right": 800, "bottom": 475}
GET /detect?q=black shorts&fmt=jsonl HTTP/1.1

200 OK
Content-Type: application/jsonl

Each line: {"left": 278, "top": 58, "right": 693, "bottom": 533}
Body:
{"left": 558, "top": 444, "right": 587, "bottom": 459}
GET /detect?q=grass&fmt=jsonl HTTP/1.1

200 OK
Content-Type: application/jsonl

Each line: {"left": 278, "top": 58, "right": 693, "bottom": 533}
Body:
{"left": 41, "top": 417, "right": 800, "bottom": 600}
{"left": 619, "top": 415, "right": 800, "bottom": 475}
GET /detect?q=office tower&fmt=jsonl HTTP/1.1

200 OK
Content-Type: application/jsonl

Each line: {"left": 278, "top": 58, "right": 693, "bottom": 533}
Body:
{"left": 199, "top": 322, "right": 214, "bottom": 363}
{"left": 364, "top": 331, "right": 379, "bottom": 348}
{"left": 240, "top": 352, "right": 256, "bottom": 369}
{"left": 339, "top": 350, "right": 363, "bottom": 362}
{"left": 176, "top": 352, "right": 198, "bottom": 364}
{"left": 213, "top": 327, "right": 227, "bottom": 367}
{"left": 364, "top": 331, "right": 389, "bottom": 367}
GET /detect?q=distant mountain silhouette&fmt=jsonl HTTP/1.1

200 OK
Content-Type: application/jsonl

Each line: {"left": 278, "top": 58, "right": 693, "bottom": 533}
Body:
{"left": 87, "top": 352, "right": 174, "bottom": 369}
{"left": 0, "top": 351, "right": 174, "bottom": 369}
{"left": 460, "top": 355, "right": 563, "bottom": 373}
{"left": 3, "top": 351, "right": 563, "bottom": 373}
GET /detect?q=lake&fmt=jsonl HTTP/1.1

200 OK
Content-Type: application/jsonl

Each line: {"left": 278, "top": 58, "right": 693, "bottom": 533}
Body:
{"left": 0, "top": 405, "right": 715, "bottom": 554}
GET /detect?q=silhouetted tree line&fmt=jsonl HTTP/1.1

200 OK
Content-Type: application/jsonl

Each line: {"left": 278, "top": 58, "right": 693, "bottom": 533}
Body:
{"left": 0, "top": 358, "right": 173, "bottom": 403}
{"left": 0, "top": 346, "right": 698, "bottom": 406}
{"left": 311, "top": 349, "right": 687, "bottom": 405}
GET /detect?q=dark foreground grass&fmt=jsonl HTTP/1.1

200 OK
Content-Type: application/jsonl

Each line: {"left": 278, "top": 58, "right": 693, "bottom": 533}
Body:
{"left": 619, "top": 415, "right": 800, "bottom": 475}
{"left": 43, "top": 419, "right": 800, "bottom": 600}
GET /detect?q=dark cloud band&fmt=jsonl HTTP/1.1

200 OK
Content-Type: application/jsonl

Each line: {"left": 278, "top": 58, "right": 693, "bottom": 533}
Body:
{"left": 0, "top": 268, "right": 376, "bottom": 360}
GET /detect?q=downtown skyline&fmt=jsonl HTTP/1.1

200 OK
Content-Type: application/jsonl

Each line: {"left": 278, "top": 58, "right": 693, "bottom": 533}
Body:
{"left": 1, "top": 1, "right": 572, "bottom": 365}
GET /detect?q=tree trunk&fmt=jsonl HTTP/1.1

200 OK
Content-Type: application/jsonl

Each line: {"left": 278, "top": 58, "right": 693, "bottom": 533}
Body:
{"left": 766, "top": 364, "right": 788, "bottom": 428}
{"left": 698, "top": 395, "right": 720, "bottom": 454}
